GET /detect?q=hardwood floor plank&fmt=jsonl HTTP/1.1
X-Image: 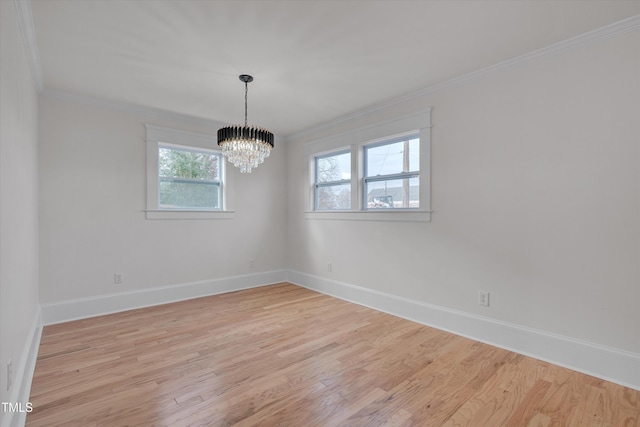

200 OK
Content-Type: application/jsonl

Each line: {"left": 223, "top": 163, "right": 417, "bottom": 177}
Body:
{"left": 27, "top": 283, "right": 640, "bottom": 426}
{"left": 505, "top": 379, "right": 553, "bottom": 426}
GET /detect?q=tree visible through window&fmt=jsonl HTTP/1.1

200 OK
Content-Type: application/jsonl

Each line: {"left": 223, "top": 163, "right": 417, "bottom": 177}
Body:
{"left": 314, "top": 150, "right": 351, "bottom": 210}
{"left": 158, "top": 144, "right": 222, "bottom": 209}
{"left": 308, "top": 110, "right": 430, "bottom": 220}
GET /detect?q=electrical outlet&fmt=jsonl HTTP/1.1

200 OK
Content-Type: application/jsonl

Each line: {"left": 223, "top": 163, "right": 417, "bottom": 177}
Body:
{"left": 249, "top": 258, "right": 255, "bottom": 269}
{"left": 114, "top": 273, "right": 123, "bottom": 284}
{"left": 327, "top": 262, "right": 332, "bottom": 272}
{"left": 7, "top": 360, "right": 12, "bottom": 391}
{"left": 478, "top": 291, "right": 490, "bottom": 307}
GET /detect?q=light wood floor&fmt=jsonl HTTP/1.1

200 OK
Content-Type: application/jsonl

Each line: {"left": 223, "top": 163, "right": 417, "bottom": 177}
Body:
{"left": 28, "top": 283, "right": 639, "bottom": 426}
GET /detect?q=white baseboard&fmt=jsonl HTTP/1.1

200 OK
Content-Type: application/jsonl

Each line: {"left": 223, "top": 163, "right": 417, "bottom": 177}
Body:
{"left": 1, "top": 307, "right": 42, "bottom": 427}
{"left": 41, "top": 270, "right": 287, "bottom": 325}
{"left": 286, "top": 270, "right": 640, "bottom": 391}
{"left": 34, "top": 269, "right": 640, "bottom": 393}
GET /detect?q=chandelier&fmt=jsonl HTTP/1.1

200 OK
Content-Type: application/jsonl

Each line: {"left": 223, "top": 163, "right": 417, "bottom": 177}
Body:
{"left": 217, "top": 74, "right": 274, "bottom": 173}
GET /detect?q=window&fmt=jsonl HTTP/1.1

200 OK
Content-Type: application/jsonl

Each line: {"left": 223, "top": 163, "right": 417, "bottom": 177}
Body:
{"left": 314, "top": 150, "right": 351, "bottom": 210}
{"left": 158, "top": 144, "right": 222, "bottom": 210}
{"left": 146, "top": 125, "right": 233, "bottom": 219}
{"left": 364, "top": 135, "right": 419, "bottom": 209}
{"left": 306, "top": 108, "right": 431, "bottom": 221}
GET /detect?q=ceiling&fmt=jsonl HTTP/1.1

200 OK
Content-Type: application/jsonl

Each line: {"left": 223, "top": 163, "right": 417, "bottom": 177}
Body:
{"left": 30, "top": 0, "right": 639, "bottom": 136}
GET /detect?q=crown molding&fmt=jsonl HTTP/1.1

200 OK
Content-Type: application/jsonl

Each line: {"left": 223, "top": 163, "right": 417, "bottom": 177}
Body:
{"left": 13, "top": 0, "right": 44, "bottom": 93}
{"left": 32, "top": 12, "right": 639, "bottom": 139}
{"left": 289, "top": 14, "right": 640, "bottom": 141}
{"left": 41, "top": 88, "right": 226, "bottom": 129}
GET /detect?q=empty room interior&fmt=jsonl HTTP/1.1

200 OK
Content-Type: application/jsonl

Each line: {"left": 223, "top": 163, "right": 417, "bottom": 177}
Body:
{"left": 2, "top": 0, "right": 639, "bottom": 426}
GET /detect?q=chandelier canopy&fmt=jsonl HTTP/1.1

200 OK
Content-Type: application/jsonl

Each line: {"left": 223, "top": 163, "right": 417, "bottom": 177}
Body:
{"left": 217, "top": 75, "right": 274, "bottom": 173}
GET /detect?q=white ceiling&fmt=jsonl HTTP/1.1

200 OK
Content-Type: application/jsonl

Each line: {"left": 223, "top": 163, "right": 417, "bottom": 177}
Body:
{"left": 30, "top": 0, "right": 639, "bottom": 136}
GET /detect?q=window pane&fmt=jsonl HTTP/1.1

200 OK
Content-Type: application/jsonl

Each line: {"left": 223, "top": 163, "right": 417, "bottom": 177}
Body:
{"left": 316, "top": 152, "right": 351, "bottom": 183}
{"left": 365, "top": 137, "right": 419, "bottom": 176}
{"left": 159, "top": 180, "right": 221, "bottom": 209}
{"left": 159, "top": 146, "right": 219, "bottom": 180}
{"left": 159, "top": 145, "right": 221, "bottom": 209}
{"left": 316, "top": 184, "right": 351, "bottom": 210}
{"left": 366, "top": 177, "right": 419, "bottom": 209}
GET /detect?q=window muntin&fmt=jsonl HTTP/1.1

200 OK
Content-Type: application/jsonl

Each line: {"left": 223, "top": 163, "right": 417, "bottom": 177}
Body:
{"left": 158, "top": 143, "right": 222, "bottom": 210}
{"left": 364, "top": 135, "right": 420, "bottom": 209}
{"left": 314, "top": 150, "right": 351, "bottom": 210}
{"left": 305, "top": 109, "right": 430, "bottom": 221}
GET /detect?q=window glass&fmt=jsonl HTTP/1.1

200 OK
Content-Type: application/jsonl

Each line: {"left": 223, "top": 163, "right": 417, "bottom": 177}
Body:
{"left": 365, "top": 177, "right": 419, "bottom": 209}
{"left": 158, "top": 145, "right": 222, "bottom": 209}
{"left": 314, "top": 151, "right": 351, "bottom": 210}
{"left": 306, "top": 109, "right": 431, "bottom": 221}
{"left": 316, "top": 184, "right": 351, "bottom": 210}
{"left": 364, "top": 135, "right": 420, "bottom": 210}
{"left": 365, "top": 137, "right": 419, "bottom": 176}
{"left": 316, "top": 151, "right": 351, "bottom": 183}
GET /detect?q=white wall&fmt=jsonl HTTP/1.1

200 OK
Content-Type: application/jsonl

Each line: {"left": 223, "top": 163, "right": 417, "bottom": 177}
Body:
{"left": 38, "top": 96, "right": 287, "bottom": 311}
{"left": 19, "top": 6, "right": 640, "bottom": 399}
{"left": 286, "top": 29, "right": 640, "bottom": 359}
{"left": 0, "top": 0, "right": 41, "bottom": 424}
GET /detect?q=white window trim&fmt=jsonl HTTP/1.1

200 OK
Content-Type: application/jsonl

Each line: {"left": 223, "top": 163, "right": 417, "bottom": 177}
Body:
{"left": 304, "top": 108, "right": 431, "bottom": 222}
{"left": 145, "top": 124, "right": 234, "bottom": 220}
{"left": 313, "top": 148, "right": 352, "bottom": 211}
{"left": 361, "top": 131, "right": 421, "bottom": 211}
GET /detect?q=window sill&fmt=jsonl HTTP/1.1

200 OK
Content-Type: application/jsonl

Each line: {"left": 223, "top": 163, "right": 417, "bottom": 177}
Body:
{"left": 303, "top": 210, "right": 431, "bottom": 222}
{"left": 145, "top": 210, "right": 235, "bottom": 220}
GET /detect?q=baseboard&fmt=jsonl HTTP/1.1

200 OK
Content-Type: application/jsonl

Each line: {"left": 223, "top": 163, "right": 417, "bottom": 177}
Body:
{"left": 33, "top": 269, "right": 640, "bottom": 392}
{"left": 1, "top": 307, "right": 42, "bottom": 427}
{"left": 286, "top": 270, "right": 640, "bottom": 391}
{"left": 41, "top": 270, "right": 287, "bottom": 325}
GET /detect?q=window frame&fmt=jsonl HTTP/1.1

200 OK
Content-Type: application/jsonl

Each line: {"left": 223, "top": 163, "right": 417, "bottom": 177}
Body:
{"left": 362, "top": 133, "right": 421, "bottom": 211}
{"left": 158, "top": 142, "right": 223, "bottom": 211}
{"left": 313, "top": 149, "right": 352, "bottom": 211}
{"left": 146, "top": 125, "right": 234, "bottom": 220}
{"left": 305, "top": 108, "right": 431, "bottom": 222}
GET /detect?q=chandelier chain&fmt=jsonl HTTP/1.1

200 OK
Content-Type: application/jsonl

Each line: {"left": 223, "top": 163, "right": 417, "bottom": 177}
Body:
{"left": 244, "top": 81, "right": 248, "bottom": 127}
